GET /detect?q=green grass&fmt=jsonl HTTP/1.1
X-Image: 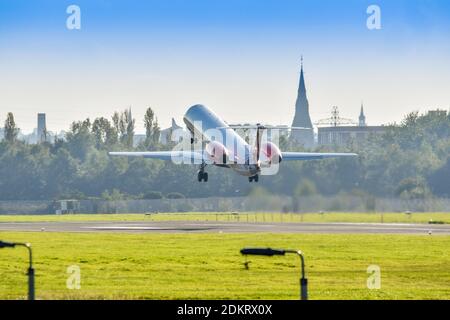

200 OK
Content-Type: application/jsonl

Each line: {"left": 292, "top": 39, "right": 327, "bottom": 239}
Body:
{"left": 0, "top": 212, "right": 449, "bottom": 224}
{"left": 0, "top": 231, "right": 449, "bottom": 300}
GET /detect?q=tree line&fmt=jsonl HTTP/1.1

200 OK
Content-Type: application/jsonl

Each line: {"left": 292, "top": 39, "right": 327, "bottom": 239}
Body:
{"left": 0, "top": 108, "right": 449, "bottom": 200}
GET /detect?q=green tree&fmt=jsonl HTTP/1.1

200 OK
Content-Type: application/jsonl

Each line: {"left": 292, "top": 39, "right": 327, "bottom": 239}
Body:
{"left": 4, "top": 112, "right": 19, "bottom": 143}
{"left": 101, "top": 188, "right": 126, "bottom": 200}
{"left": 142, "top": 191, "right": 163, "bottom": 199}
{"left": 112, "top": 112, "right": 120, "bottom": 136}
{"left": 144, "top": 107, "right": 160, "bottom": 149}
{"left": 65, "top": 119, "right": 94, "bottom": 160}
{"left": 119, "top": 108, "right": 135, "bottom": 148}
{"left": 92, "top": 117, "right": 117, "bottom": 149}
{"left": 294, "top": 179, "right": 317, "bottom": 197}
{"left": 428, "top": 158, "right": 450, "bottom": 197}
{"left": 47, "top": 149, "right": 79, "bottom": 198}
{"left": 396, "top": 178, "right": 430, "bottom": 199}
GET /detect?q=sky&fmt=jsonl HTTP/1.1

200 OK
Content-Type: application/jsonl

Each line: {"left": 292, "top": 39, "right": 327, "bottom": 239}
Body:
{"left": 1, "top": 0, "right": 450, "bottom": 134}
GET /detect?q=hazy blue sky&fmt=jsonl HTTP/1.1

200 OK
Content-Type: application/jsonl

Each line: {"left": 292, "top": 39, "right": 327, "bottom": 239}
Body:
{"left": 1, "top": 0, "right": 449, "bottom": 133}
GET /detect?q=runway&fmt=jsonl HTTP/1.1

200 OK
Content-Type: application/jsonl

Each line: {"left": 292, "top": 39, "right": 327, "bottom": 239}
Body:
{"left": 0, "top": 221, "right": 450, "bottom": 235}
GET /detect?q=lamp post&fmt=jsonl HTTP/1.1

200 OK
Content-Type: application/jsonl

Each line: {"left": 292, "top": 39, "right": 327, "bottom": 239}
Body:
{"left": 240, "top": 247, "right": 308, "bottom": 300}
{"left": 0, "top": 240, "right": 35, "bottom": 300}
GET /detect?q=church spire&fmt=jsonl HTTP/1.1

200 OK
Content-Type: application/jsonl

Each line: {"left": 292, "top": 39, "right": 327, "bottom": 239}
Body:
{"left": 359, "top": 102, "right": 366, "bottom": 127}
{"left": 290, "top": 56, "right": 314, "bottom": 148}
{"left": 298, "top": 56, "right": 306, "bottom": 94}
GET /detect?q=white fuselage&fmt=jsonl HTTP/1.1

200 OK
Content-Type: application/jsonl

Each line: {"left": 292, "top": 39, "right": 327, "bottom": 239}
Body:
{"left": 183, "top": 104, "right": 260, "bottom": 176}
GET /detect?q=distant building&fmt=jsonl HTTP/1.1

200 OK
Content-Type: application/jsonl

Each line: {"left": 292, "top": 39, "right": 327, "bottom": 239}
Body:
{"left": 16, "top": 113, "right": 63, "bottom": 144}
{"left": 427, "top": 110, "right": 448, "bottom": 118}
{"left": 37, "top": 113, "right": 46, "bottom": 143}
{"left": 318, "top": 125, "right": 385, "bottom": 146}
{"left": 318, "top": 105, "right": 386, "bottom": 146}
{"left": 289, "top": 58, "right": 314, "bottom": 148}
{"left": 271, "top": 125, "right": 289, "bottom": 138}
{"left": 133, "top": 134, "right": 146, "bottom": 147}
{"left": 226, "top": 124, "right": 289, "bottom": 144}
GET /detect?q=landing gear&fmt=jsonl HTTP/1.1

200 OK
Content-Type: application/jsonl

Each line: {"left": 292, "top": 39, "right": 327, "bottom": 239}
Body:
{"left": 197, "top": 171, "right": 208, "bottom": 182}
{"left": 248, "top": 175, "right": 259, "bottom": 183}
{"left": 197, "top": 162, "right": 208, "bottom": 182}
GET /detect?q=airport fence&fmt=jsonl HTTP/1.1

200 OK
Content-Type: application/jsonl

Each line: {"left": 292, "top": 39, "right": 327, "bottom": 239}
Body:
{"left": 0, "top": 195, "right": 449, "bottom": 215}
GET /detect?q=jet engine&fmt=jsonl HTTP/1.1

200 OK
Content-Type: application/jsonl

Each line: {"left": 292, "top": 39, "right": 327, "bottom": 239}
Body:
{"left": 206, "top": 141, "right": 229, "bottom": 165}
{"left": 259, "top": 142, "right": 282, "bottom": 165}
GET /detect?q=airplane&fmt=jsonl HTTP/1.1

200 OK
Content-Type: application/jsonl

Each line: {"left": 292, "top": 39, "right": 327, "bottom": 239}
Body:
{"left": 109, "top": 104, "right": 357, "bottom": 182}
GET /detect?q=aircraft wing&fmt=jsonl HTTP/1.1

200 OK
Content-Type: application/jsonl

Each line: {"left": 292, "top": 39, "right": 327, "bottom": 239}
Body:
{"left": 109, "top": 151, "right": 213, "bottom": 164}
{"left": 281, "top": 152, "right": 358, "bottom": 161}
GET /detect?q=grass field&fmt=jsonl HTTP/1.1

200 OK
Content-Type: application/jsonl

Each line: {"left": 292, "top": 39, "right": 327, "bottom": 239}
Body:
{"left": 0, "top": 212, "right": 449, "bottom": 224}
{"left": 0, "top": 231, "right": 449, "bottom": 300}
